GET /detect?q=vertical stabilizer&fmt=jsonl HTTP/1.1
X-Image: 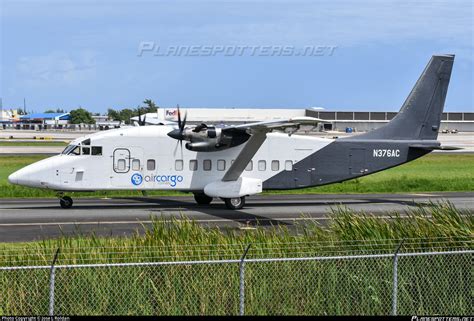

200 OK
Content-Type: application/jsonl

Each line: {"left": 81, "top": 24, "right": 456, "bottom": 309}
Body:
{"left": 355, "top": 54, "right": 454, "bottom": 140}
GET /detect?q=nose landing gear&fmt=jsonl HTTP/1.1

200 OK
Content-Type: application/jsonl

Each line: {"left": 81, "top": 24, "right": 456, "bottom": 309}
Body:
{"left": 58, "top": 194, "right": 73, "bottom": 209}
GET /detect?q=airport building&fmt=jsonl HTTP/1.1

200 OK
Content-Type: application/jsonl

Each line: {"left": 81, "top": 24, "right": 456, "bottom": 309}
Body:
{"left": 148, "top": 107, "right": 474, "bottom": 132}
{"left": 1, "top": 107, "right": 473, "bottom": 132}
{"left": 304, "top": 109, "right": 474, "bottom": 132}
{"left": 0, "top": 109, "right": 20, "bottom": 123}
{"left": 17, "top": 112, "right": 71, "bottom": 130}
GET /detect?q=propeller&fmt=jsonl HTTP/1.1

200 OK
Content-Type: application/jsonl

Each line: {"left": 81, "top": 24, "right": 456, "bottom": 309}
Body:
{"left": 167, "top": 105, "right": 187, "bottom": 156}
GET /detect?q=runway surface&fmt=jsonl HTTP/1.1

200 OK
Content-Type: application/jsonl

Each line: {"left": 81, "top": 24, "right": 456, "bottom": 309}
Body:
{"left": 0, "top": 192, "right": 472, "bottom": 242}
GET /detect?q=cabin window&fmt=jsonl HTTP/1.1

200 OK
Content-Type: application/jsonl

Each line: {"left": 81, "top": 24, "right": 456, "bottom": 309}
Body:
{"left": 91, "top": 146, "right": 102, "bottom": 156}
{"left": 271, "top": 160, "right": 280, "bottom": 171}
{"left": 285, "top": 160, "right": 293, "bottom": 171}
{"left": 147, "top": 159, "right": 156, "bottom": 171}
{"left": 258, "top": 160, "right": 266, "bottom": 171}
{"left": 217, "top": 159, "right": 226, "bottom": 171}
{"left": 82, "top": 147, "right": 90, "bottom": 155}
{"left": 245, "top": 160, "right": 253, "bottom": 171}
{"left": 203, "top": 159, "right": 212, "bottom": 171}
{"left": 175, "top": 160, "right": 184, "bottom": 171}
{"left": 132, "top": 159, "right": 140, "bottom": 171}
{"left": 117, "top": 159, "right": 126, "bottom": 171}
{"left": 189, "top": 160, "right": 198, "bottom": 171}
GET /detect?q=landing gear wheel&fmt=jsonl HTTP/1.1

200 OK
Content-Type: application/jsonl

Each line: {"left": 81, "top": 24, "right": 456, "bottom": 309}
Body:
{"left": 194, "top": 193, "right": 213, "bottom": 205}
{"left": 60, "top": 196, "right": 73, "bottom": 209}
{"left": 223, "top": 197, "right": 245, "bottom": 210}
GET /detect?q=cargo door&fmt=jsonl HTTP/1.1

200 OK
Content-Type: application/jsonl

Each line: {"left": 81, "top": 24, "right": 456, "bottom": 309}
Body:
{"left": 110, "top": 147, "right": 144, "bottom": 188}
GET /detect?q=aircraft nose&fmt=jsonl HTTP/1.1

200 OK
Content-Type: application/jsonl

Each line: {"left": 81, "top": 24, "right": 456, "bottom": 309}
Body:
{"left": 8, "top": 172, "right": 19, "bottom": 185}
{"left": 8, "top": 168, "right": 30, "bottom": 186}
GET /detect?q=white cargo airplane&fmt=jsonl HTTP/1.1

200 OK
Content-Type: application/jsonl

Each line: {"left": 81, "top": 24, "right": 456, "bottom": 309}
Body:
{"left": 8, "top": 55, "right": 456, "bottom": 210}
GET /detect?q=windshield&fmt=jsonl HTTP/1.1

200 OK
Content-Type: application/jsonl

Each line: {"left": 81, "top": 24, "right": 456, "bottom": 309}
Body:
{"left": 62, "top": 144, "right": 81, "bottom": 155}
{"left": 61, "top": 145, "right": 77, "bottom": 155}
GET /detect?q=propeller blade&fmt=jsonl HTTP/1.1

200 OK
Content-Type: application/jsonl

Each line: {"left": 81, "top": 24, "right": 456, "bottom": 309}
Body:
{"left": 177, "top": 104, "right": 181, "bottom": 129}
{"left": 181, "top": 111, "right": 187, "bottom": 132}
{"left": 173, "top": 140, "right": 180, "bottom": 156}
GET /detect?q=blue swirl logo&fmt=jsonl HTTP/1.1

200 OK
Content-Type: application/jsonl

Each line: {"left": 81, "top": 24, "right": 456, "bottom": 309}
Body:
{"left": 131, "top": 173, "right": 143, "bottom": 186}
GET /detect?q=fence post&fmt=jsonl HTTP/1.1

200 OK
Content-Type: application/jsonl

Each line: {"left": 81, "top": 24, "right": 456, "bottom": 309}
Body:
{"left": 49, "top": 248, "right": 60, "bottom": 316}
{"left": 239, "top": 244, "right": 251, "bottom": 316}
{"left": 392, "top": 240, "right": 404, "bottom": 316}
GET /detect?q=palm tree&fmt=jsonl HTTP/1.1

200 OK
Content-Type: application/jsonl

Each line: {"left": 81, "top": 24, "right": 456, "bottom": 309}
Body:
{"left": 143, "top": 99, "right": 158, "bottom": 113}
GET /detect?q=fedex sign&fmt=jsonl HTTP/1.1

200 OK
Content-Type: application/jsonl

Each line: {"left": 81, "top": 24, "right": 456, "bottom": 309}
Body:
{"left": 165, "top": 110, "right": 177, "bottom": 120}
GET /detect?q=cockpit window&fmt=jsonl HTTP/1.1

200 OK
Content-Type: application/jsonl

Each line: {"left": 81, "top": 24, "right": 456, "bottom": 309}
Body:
{"left": 92, "top": 146, "right": 102, "bottom": 156}
{"left": 62, "top": 144, "right": 102, "bottom": 156}
{"left": 62, "top": 144, "right": 78, "bottom": 155}
{"left": 82, "top": 147, "right": 91, "bottom": 155}
{"left": 70, "top": 146, "right": 80, "bottom": 155}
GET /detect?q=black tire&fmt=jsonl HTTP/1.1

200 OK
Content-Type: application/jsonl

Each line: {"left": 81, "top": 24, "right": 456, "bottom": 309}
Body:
{"left": 60, "top": 196, "right": 73, "bottom": 209}
{"left": 224, "top": 197, "right": 245, "bottom": 210}
{"left": 194, "top": 193, "right": 213, "bottom": 205}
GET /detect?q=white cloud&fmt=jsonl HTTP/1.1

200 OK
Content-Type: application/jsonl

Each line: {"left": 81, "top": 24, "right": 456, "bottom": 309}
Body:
{"left": 16, "top": 51, "right": 98, "bottom": 86}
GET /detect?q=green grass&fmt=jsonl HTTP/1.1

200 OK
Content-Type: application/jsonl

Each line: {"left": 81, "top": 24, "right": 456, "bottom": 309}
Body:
{"left": 0, "top": 154, "right": 473, "bottom": 198}
{"left": 0, "top": 203, "right": 472, "bottom": 315}
{"left": 274, "top": 153, "right": 474, "bottom": 194}
{"left": 0, "top": 141, "right": 68, "bottom": 146}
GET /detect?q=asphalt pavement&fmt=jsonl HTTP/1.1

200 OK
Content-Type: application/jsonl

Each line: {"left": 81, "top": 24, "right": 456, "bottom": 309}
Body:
{"left": 0, "top": 192, "right": 472, "bottom": 242}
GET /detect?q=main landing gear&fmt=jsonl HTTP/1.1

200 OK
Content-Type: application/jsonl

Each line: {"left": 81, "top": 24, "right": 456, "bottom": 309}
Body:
{"left": 193, "top": 193, "right": 213, "bottom": 205}
{"left": 57, "top": 194, "right": 73, "bottom": 209}
{"left": 222, "top": 197, "right": 246, "bottom": 210}
{"left": 193, "top": 193, "right": 246, "bottom": 210}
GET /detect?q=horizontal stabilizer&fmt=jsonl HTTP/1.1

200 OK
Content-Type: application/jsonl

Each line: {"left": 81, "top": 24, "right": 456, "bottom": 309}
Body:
{"left": 409, "top": 144, "right": 462, "bottom": 151}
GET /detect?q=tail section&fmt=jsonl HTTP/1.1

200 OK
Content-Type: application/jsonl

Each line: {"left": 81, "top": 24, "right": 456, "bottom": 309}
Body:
{"left": 356, "top": 54, "right": 454, "bottom": 140}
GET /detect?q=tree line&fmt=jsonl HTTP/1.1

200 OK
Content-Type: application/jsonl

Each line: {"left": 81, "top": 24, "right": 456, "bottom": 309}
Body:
{"left": 42, "top": 99, "right": 158, "bottom": 125}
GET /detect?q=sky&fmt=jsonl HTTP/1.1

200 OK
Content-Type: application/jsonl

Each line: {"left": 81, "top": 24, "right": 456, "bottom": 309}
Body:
{"left": 1, "top": 0, "right": 473, "bottom": 113}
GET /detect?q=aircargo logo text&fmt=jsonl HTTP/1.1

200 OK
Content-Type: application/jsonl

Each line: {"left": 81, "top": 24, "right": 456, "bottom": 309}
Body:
{"left": 131, "top": 173, "right": 184, "bottom": 187}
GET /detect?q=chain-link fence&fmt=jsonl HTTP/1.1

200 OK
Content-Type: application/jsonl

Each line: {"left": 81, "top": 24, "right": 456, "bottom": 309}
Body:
{"left": 1, "top": 248, "right": 471, "bottom": 315}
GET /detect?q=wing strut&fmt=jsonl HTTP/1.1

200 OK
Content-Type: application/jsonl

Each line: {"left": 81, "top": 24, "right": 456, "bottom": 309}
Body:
{"left": 222, "top": 130, "right": 267, "bottom": 181}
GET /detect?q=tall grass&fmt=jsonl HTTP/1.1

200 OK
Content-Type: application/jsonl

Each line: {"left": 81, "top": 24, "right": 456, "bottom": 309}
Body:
{"left": 0, "top": 203, "right": 472, "bottom": 315}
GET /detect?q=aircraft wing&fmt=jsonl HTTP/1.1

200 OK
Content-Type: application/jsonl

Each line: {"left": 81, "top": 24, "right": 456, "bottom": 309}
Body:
{"left": 222, "top": 116, "right": 323, "bottom": 134}
{"left": 221, "top": 117, "right": 322, "bottom": 181}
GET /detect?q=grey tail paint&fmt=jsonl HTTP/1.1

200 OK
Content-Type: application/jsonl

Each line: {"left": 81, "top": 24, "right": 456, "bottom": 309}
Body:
{"left": 263, "top": 54, "right": 455, "bottom": 190}
{"left": 350, "top": 54, "right": 454, "bottom": 141}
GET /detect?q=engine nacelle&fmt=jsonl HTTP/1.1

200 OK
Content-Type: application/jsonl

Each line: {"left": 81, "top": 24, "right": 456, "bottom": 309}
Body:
{"left": 204, "top": 177, "right": 263, "bottom": 198}
{"left": 183, "top": 126, "right": 250, "bottom": 152}
{"left": 185, "top": 141, "right": 220, "bottom": 152}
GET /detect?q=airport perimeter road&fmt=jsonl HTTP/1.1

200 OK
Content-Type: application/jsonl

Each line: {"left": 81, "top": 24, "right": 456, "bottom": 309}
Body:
{"left": 0, "top": 192, "right": 472, "bottom": 242}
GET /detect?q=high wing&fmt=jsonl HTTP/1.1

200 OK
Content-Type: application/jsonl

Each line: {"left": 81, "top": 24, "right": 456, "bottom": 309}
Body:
{"left": 221, "top": 117, "right": 322, "bottom": 181}
{"left": 222, "top": 116, "right": 324, "bottom": 133}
